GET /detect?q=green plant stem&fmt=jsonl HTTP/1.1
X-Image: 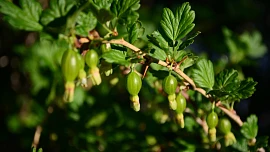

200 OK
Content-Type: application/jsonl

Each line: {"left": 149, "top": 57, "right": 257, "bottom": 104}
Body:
{"left": 102, "top": 24, "right": 113, "bottom": 38}
{"left": 105, "top": 38, "right": 244, "bottom": 127}
{"left": 230, "top": 101, "right": 235, "bottom": 110}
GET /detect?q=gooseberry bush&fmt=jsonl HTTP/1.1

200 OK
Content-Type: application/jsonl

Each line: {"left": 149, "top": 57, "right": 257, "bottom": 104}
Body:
{"left": 1, "top": 0, "right": 269, "bottom": 151}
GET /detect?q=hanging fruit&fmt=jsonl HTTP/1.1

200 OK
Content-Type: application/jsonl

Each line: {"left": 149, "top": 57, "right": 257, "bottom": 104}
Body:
{"left": 61, "top": 49, "right": 80, "bottom": 102}
{"left": 162, "top": 74, "right": 178, "bottom": 110}
{"left": 126, "top": 70, "right": 142, "bottom": 112}
{"left": 85, "top": 49, "right": 101, "bottom": 85}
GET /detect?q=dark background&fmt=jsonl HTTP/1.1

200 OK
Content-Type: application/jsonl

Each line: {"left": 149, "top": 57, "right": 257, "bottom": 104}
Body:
{"left": 0, "top": 0, "right": 270, "bottom": 151}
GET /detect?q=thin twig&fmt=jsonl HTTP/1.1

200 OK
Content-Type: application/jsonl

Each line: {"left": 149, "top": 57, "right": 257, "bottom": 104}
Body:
{"left": 32, "top": 125, "right": 42, "bottom": 148}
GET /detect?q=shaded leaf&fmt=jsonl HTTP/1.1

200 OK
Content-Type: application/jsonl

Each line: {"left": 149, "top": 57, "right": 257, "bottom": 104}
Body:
{"left": 214, "top": 69, "right": 239, "bottom": 91}
{"left": 147, "top": 31, "right": 169, "bottom": 52}
{"left": 111, "top": 0, "right": 139, "bottom": 18}
{"left": 127, "top": 21, "right": 145, "bottom": 44}
{"left": 75, "top": 12, "right": 97, "bottom": 36}
{"left": 209, "top": 70, "right": 257, "bottom": 103}
{"left": 89, "top": 0, "right": 114, "bottom": 23}
{"left": 255, "top": 136, "right": 269, "bottom": 149}
{"left": 232, "top": 138, "right": 249, "bottom": 152}
{"left": 235, "top": 78, "right": 257, "bottom": 99}
{"left": 148, "top": 44, "right": 167, "bottom": 61}
{"left": 111, "top": 0, "right": 140, "bottom": 25}
{"left": 41, "top": 0, "right": 76, "bottom": 25}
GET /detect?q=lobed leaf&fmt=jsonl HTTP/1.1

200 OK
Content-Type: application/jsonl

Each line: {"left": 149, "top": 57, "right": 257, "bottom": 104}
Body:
{"left": 127, "top": 21, "right": 145, "bottom": 44}
{"left": 254, "top": 136, "right": 269, "bottom": 149}
{"left": 240, "top": 31, "right": 267, "bottom": 58}
{"left": 147, "top": 31, "right": 169, "bottom": 52}
{"left": 235, "top": 78, "right": 257, "bottom": 99}
{"left": 19, "top": 0, "right": 42, "bottom": 22}
{"left": 111, "top": 0, "right": 140, "bottom": 25}
{"left": 111, "top": 0, "right": 140, "bottom": 18}
{"left": 148, "top": 44, "right": 167, "bottom": 61}
{"left": 214, "top": 69, "right": 239, "bottom": 91}
{"left": 192, "top": 58, "right": 215, "bottom": 89}
{"left": 102, "top": 49, "right": 129, "bottom": 66}
{"left": 209, "top": 69, "right": 257, "bottom": 102}
{"left": 179, "top": 54, "right": 198, "bottom": 71}
{"left": 75, "top": 12, "right": 97, "bottom": 36}
{"left": 231, "top": 138, "right": 249, "bottom": 152}
{"left": 0, "top": 0, "right": 43, "bottom": 31}
{"left": 41, "top": 0, "right": 76, "bottom": 25}
{"left": 159, "top": 2, "right": 195, "bottom": 41}
{"left": 90, "top": 0, "right": 114, "bottom": 23}
{"left": 241, "top": 114, "right": 258, "bottom": 139}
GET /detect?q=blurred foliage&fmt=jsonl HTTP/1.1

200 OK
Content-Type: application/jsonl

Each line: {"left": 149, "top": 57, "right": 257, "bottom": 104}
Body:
{"left": 0, "top": 0, "right": 269, "bottom": 152}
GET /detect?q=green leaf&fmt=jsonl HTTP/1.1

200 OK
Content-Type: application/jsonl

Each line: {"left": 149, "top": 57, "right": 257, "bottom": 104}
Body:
{"left": 41, "top": 0, "right": 76, "bottom": 25}
{"left": 127, "top": 21, "right": 145, "bottom": 44}
{"left": 111, "top": 0, "right": 140, "bottom": 25}
{"left": 90, "top": 0, "right": 114, "bottom": 23}
{"left": 241, "top": 115, "right": 258, "bottom": 139}
{"left": 223, "top": 27, "right": 245, "bottom": 64}
{"left": 75, "top": 12, "right": 97, "bottom": 36}
{"left": 174, "top": 50, "right": 188, "bottom": 62}
{"left": 232, "top": 138, "right": 249, "bottom": 152}
{"left": 179, "top": 54, "right": 198, "bottom": 71}
{"left": 147, "top": 31, "right": 169, "bottom": 52}
{"left": 192, "top": 58, "right": 215, "bottom": 89}
{"left": 93, "top": 0, "right": 112, "bottom": 9}
{"left": 235, "top": 78, "right": 257, "bottom": 99}
{"left": 0, "top": 0, "right": 43, "bottom": 31}
{"left": 209, "top": 69, "right": 257, "bottom": 102}
{"left": 240, "top": 30, "right": 267, "bottom": 58}
{"left": 159, "top": 2, "right": 195, "bottom": 41}
{"left": 19, "top": 0, "right": 42, "bottom": 22}
{"left": 214, "top": 69, "right": 239, "bottom": 91}
{"left": 149, "top": 63, "right": 167, "bottom": 71}
{"left": 148, "top": 43, "right": 167, "bottom": 61}
{"left": 111, "top": 0, "right": 140, "bottom": 18}
{"left": 102, "top": 49, "right": 129, "bottom": 66}
{"left": 255, "top": 136, "right": 269, "bottom": 149}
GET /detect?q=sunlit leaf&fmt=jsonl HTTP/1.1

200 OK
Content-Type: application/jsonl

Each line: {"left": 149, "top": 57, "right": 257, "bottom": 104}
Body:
{"left": 192, "top": 58, "right": 215, "bottom": 89}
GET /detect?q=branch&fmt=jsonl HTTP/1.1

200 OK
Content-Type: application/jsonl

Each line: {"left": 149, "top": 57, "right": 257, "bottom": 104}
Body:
{"left": 103, "top": 39, "right": 141, "bottom": 52}
{"left": 106, "top": 38, "right": 243, "bottom": 126}
{"left": 216, "top": 102, "right": 243, "bottom": 126}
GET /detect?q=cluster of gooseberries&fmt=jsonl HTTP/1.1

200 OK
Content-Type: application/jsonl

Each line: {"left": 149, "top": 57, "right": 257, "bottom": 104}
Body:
{"left": 61, "top": 42, "right": 236, "bottom": 146}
